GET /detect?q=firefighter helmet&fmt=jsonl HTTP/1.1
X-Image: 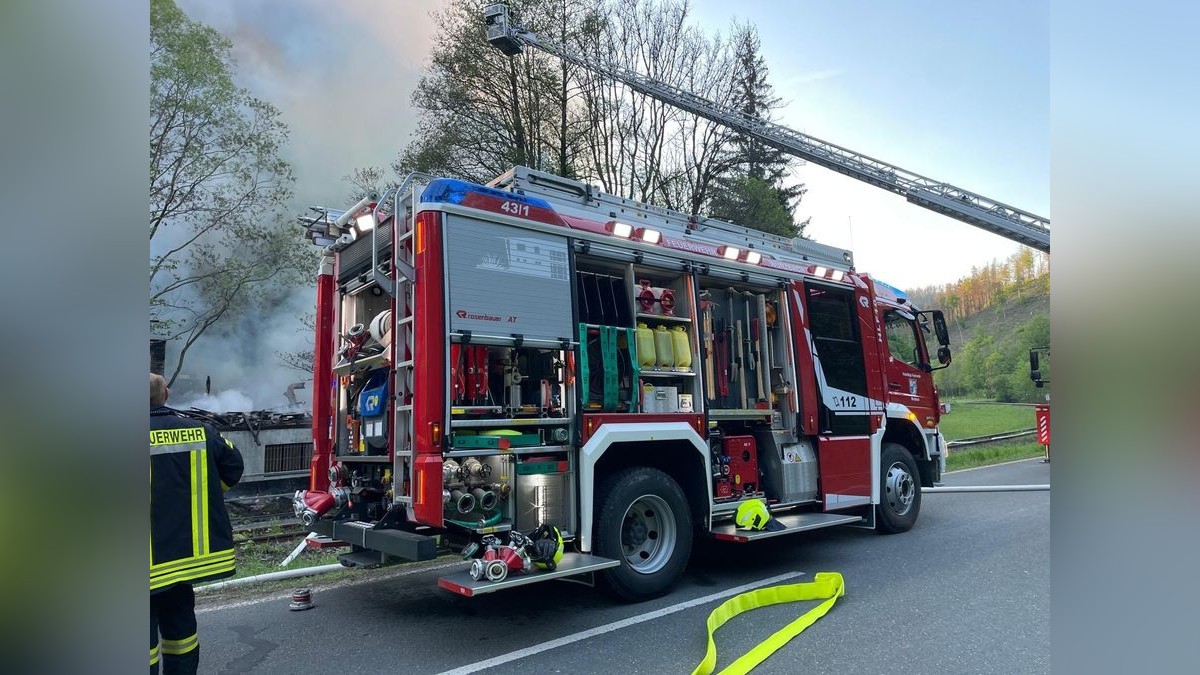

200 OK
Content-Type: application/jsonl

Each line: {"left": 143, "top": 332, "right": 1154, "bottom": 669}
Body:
{"left": 528, "top": 524, "right": 564, "bottom": 571}
{"left": 735, "top": 499, "right": 773, "bottom": 531}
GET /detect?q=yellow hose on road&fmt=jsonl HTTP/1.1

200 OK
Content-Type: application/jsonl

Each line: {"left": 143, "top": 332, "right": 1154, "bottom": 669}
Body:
{"left": 692, "top": 572, "right": 845, "bottom": 675}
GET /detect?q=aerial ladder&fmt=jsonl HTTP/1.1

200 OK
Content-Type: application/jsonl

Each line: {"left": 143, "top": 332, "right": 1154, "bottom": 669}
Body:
{"left": 483, "top": 4, "right": 1050, "bottom": 252}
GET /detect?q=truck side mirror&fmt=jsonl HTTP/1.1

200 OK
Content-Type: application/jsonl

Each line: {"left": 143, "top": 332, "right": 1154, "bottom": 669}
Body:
{"left": 931, "top": 310, "right": 950, "bottom": 346}
{"left": 1029, "top": 349, "right": 1049, "bottom": 387}
{"left": 937, "top": 346, "right": 951, "bottom": 365}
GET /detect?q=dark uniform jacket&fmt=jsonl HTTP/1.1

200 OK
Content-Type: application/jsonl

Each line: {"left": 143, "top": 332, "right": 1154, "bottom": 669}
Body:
{"left": 150, "top": 406, "right": 244, "bottom": 593}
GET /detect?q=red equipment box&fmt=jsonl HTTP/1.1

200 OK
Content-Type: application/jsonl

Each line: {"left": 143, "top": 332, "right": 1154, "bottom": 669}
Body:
{"left": 723, "top": 435, "right": 758, "bottom": 494}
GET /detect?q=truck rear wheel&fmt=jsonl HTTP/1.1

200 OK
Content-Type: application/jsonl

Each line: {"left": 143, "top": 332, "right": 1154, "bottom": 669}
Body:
{"left": 594, "top": 467, "right": 692, "bottom": 601}
{"left": 876, "top": 443, "right": 921, "bottom": 533}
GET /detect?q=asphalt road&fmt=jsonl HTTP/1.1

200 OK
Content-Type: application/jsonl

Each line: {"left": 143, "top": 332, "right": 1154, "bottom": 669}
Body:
{"left": 197, "top": 458, "right": 1049, "bottom": 674}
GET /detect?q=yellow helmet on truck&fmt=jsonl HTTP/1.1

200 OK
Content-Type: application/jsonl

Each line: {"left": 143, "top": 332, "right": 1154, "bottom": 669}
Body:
{"left": 735, "top": 499, "right": 785, "bottom": 531}
{"left": 529, "top": 524, "right": 564, "bottom": 570}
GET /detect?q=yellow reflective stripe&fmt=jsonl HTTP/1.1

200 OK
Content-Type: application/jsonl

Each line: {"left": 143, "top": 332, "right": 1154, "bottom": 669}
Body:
{"left": 221, "top": 481, "right": 231, "bottom": 492}
{"left": 150, "top": 559, "right": 236, "bottom": 590}
{"left": 199, "top": 448, "right": 210, "bottom": 554}
{"left": 150, "top": 440, "right": 206, "bottom": 456}
{"left": 189, "top": 450, "right": 201, "bottom": 556}
{"left": 691, "top": 572, "right": 845, "bottom": 675}
{"left": 161, "top": 633, "right": 199, "bottom": 655}
{"left": 151, "top": 548, "right": 235, "bottom": 576}
{"left": 150, "top": 460, "right": 153, "bottom": 568}
{"left": 152, "top": 561, "right": 236, "bottom": 590}
{"left": 150, "top": 644, "right": 159, "bottom": 665}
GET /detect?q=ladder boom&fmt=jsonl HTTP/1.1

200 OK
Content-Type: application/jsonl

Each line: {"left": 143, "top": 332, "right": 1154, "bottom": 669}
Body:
{"left": 483, "top": 4, "right": 1049, "bottom": 252}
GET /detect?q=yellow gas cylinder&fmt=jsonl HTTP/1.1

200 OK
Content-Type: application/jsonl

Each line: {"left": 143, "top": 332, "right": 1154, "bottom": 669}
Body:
{"left": 636, "top": 323, "right": 656, "bottom": 367}
{"left": 671, "top": 325, "right": 692, "bottom": 369}
{"left": 653, "top": 324, "right": 675, "bottom": 368}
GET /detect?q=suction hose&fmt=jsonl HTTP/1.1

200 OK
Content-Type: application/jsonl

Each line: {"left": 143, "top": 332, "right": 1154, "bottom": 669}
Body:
{"left": 446, "top": 488, "right": 475, "bottom": 514}
{"left": 471, "top": 487, "right": 498, "bottom": 511}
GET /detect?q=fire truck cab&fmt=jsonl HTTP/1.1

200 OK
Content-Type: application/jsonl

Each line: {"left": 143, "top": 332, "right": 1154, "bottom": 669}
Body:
{"left": 296, "top": 166, "right": 950, "bottom": 600}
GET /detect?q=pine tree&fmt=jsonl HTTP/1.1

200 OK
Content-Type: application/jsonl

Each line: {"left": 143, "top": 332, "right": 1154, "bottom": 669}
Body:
{"left": 707, "top": 23, "right": 807, "bottom": 237}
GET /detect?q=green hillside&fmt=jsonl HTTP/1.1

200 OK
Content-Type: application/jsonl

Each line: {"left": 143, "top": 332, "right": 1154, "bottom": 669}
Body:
{"left": 907, "top": 253, "right": 1050, "bottom": 403}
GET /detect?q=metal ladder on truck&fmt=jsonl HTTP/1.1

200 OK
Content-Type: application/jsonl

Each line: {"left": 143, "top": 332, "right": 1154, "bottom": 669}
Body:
{"left": 482, "top": 3, "right": 1050, "bottom": 252}
{"left": 376, "top": 180, "right": 423, "bottom": 512}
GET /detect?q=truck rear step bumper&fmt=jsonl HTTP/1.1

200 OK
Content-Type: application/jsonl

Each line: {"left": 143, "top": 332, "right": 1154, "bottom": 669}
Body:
{"left": 311, "top": 519, "right": 438, "bottom": 562}
{"left": 709, "top": 512, "right": 862, "bottom": 543}
{"left": 438, "top": 553, "right": 620, "bottom": 597}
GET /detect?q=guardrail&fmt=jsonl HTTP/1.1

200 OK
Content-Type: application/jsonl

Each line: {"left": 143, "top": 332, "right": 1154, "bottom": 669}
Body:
{"left": 946, "top": 428, "right": 1035, "bottom": 449}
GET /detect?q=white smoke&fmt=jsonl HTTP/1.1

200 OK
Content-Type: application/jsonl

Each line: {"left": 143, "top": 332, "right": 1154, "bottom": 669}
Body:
{"left": 179, "top": 389, "right": 256, "bottom": 413}
{"left": 163, "top": 283, "right": 315, "bottom": 412}
{"left": 157, "top": 1, "right": 441, "bottom": 411}
{"left": 175, "top": 0, "right": 439, "bottom": 207}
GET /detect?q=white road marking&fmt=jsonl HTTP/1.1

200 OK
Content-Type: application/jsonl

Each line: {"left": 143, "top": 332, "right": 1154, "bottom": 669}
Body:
{"left": 436, "top": 571, "right": 806, "bottom": 675}
{"left": 944, "top": 457, "right": 1044, "bottom": 475}
{"left": 197, "top": 559, "right": 467, "bottom": 613}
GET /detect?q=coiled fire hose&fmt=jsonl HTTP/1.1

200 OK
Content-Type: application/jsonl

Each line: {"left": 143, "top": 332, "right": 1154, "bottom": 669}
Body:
{"left": 692, "top": 572, "right": 845, "bottom": 675}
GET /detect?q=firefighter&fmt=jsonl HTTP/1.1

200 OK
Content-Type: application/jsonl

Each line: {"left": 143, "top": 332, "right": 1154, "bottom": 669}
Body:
{"left": 150, "top": 373, "right": 243, "bottom": 674}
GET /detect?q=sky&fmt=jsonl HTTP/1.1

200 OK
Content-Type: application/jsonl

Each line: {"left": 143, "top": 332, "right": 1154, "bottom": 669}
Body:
{"left": 687, "top": 1, "right": 1048, "bottom": 288}
{"left": 178, "top": 0, "right": 1046, "bottom": 290}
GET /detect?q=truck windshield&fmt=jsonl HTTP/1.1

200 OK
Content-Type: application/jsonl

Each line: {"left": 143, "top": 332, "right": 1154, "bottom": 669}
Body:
{"left": 883, "top": 310, "right": 921, "bottom": 367}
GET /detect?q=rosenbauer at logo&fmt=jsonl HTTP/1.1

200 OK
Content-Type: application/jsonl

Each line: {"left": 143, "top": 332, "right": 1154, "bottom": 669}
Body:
{"left": 455, "top": 309, "right": 505, "bottom": 322}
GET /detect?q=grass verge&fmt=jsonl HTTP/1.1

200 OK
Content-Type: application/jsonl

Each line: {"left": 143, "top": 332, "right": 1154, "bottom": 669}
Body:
{"left": 194, "top": 554, "right": 465, "bottom": 608}
{"left": 229, "top": 538, "right": 344, "bottom": 579}
{"left": 938, "top": 400, "right": 1037, "bottom": 440}
{"left": 946, "top": 441, "right": 1044, "bottom": 471}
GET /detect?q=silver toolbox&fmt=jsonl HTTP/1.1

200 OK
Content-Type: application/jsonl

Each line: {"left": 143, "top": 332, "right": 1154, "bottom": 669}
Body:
{"left": 514, "top": 470, "right": 576, "bottom": 536}
{"left": 641, "top": 386, "right": 679, "bottom": 413}
{"left": 755, "top": 430, "right": 819, "bottom": 504}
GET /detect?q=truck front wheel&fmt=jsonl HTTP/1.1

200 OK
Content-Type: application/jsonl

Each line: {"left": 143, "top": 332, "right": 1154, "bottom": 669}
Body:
{"left": 876, "top": 443, "right": 921, "bottom": 533}
{"left": 594, "top": 467, "right": 693, "bottom": 601}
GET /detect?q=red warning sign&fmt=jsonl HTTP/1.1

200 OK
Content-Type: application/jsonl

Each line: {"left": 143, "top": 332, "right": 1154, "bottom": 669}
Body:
{"left": 1035, "top": 404, "right": 1050, "bottom": 446}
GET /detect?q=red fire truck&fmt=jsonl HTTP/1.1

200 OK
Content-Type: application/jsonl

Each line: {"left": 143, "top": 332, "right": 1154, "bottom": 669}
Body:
{"left": 295, "top": 165, "right": 952, "bottom": 600}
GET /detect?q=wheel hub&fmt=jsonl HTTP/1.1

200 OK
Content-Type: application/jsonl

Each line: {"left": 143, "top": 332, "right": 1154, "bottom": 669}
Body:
{"left": 619, "top": 494, "right": 676, "bottom": 575}
{"left": 885, "top": 462, "right": 915, "bottom": 516}
{"left": 622, "top": 516, "right": 649, "bottom": 548}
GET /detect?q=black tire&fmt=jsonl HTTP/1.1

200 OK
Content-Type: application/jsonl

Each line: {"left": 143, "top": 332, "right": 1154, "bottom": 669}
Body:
{"left": 594, "top": 467, "right": 693, "bottom": 601}
{"left": 876, "top": 443, "right": 921, "bottom": 533}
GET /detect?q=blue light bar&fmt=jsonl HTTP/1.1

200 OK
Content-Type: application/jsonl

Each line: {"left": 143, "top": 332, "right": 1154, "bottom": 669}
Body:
{"left": 873, "top": 278, "right": 909, "bottom": 301}
{"left": 420, "top": 178, "right": 554, "bottom": 211}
